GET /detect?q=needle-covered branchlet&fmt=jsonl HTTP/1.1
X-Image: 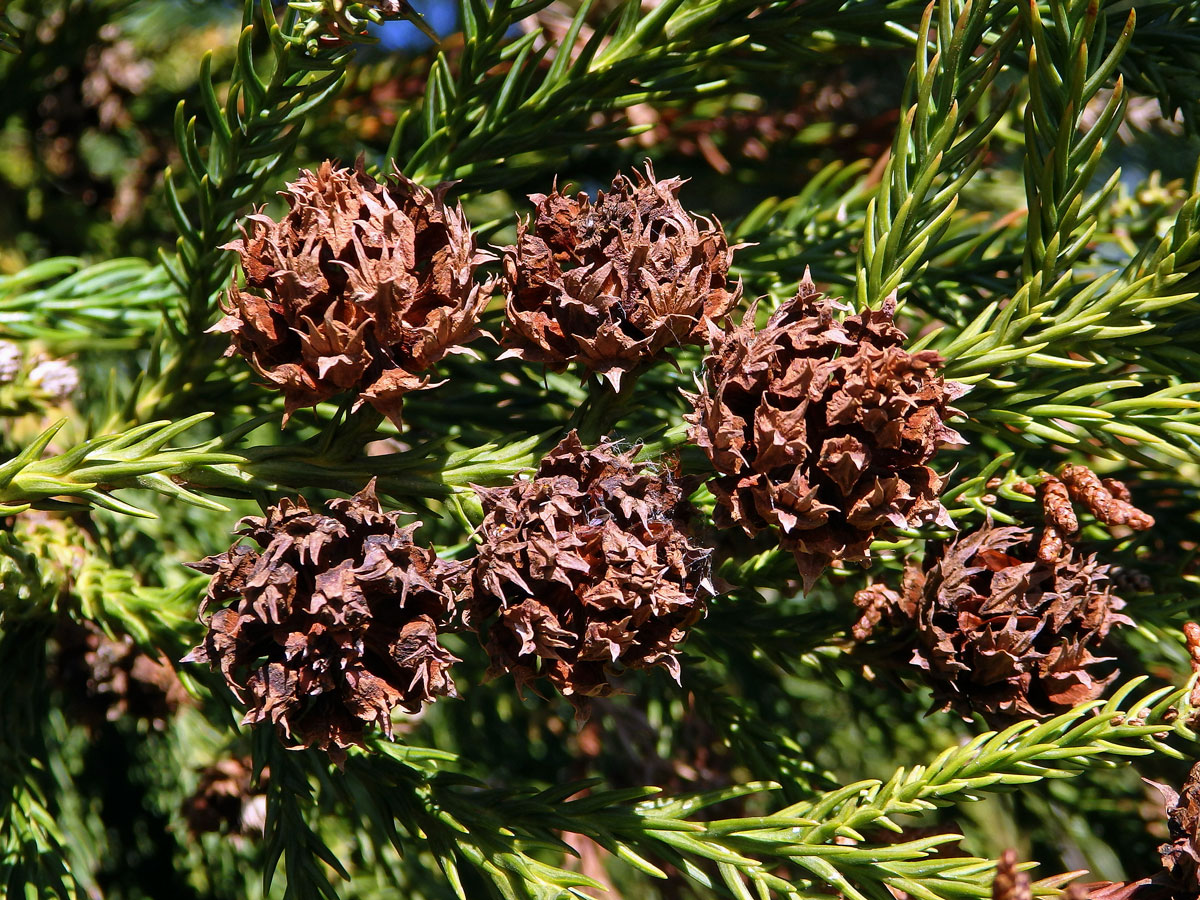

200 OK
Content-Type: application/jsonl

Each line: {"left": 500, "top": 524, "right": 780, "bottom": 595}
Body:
{"left": 183, "top": 482, "right": 460, "bottom": 763}
{"left": 216, "top": 160, "right": 493, "bottom": 425}
{"left": 852, "top": 523, "right": 1130, "bottom": 725}
{"left": 461, "top": 432, "right": 714, "bottom": 709}
{"left": 499, "top": 164, "right": 741, "bottom": 389}
{"left": 687, "top": 274, "right": 966, "bottom": 589}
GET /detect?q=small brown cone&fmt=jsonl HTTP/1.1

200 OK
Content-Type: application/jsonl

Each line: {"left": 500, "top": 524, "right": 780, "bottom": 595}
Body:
{"left": 853, "top": 522, "right": 1130, "bottom": 725}
{"left": 992, "top": 850, "right": 1032, "bottom": 900}
{"left": 182, "top": 757, "right": 267, "bottom": 837}
{"left": 499, "top": 163, "right": 741, "bottom": 389}
{"left": 687, "top": 274, "right": 966, "bottom": 589}
{"left": 461, "top": 432, "right": 714, "bottom": 708}
{"left": 183, "top": 482, "right": 460, "bottom": 763}
{"left": 217, "top": 160, "right": 493, "bottom": 426}
{"left": 1082, "top": 764, "right": 1200, "bottom": 900}
{"left": 52, "top": 620, "right": 188, "bottom": 732}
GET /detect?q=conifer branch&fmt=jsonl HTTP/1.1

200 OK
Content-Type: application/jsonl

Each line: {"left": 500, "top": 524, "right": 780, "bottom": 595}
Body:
{"left": 288, "top": 679, "right": 1195, "bottom": 900}
{"left": 855, "top": 0, "right": 1017, "bottom": 309}
{"left": 0, "top": 258, "right": 165, "bottom": 350}
{"left": 0, "top": 415, "right": 239, "bottom": 517}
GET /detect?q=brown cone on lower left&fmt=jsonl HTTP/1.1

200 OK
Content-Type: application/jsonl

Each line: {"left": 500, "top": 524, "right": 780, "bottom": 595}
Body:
{"left": 183, "top": 482, "right": 460, "bottom": 763}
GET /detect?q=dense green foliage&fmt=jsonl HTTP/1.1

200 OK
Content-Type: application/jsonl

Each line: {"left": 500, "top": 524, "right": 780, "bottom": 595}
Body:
{"left": 2, "top": 1, "right": 1200, "bottom": 898}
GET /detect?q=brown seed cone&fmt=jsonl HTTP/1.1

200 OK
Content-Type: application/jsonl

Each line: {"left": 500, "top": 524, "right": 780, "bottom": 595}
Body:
{"left": 182, "top": 757, "right": 267, "bottom": 837}
{"left": 215, "top": 160, "right": 493, "bottom": 426}
{"left": 461, "top": 432, "right": 714, "bottom": 707}
{"left": 499, "top": 163, "right": 742, "bottom": 389}
{"left": 183, "top": 481, "right": 460, "bottom": 762}
{"left": 873, "top": 523, "right": 1131, "bottom": 724}
{"left": 686, "top": 274, "right": 967, "bottom": 589}
{"left": 52, "top": 619, "right": 189, "bottom": 732}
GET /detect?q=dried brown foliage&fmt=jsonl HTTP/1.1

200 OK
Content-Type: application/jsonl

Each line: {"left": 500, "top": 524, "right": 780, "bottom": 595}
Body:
{"left": 216, "top": 160, "right": 492, "bottom": 425}
{"left": 183, "top": 482, "right": 460, "bottom": 763}
{"left": 852, "top": 522, "right": 1130, "bottom": 724}
{"left": 687, "top": 274, "right": 966, "bottom": 588}
{"left": 461, "top": 432, "right": 713, "bottom": 707}
{"left": 499, "top": 164, "right": 741, "bottom": 389}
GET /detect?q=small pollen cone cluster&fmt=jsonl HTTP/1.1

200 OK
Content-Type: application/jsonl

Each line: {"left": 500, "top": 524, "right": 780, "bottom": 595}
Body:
{"left": 182, "top": 757, "right": 267, "bottom": 838}
{"left": 1021, "top": 466, "right": 1155, "bottom": 561}
{"left": 461, "top": 432, "right": 714, "bottom": 707}
{"left": 852, "top": 523, "right": 1130, "bottom": 724}
{"left": 499, "top": 164, "right": 741, "bottom": 389}
{"left": 183, "top": 482, "right": 460, "bottom": 762}
{"left": 1083, "top": 764, "right": 1200, "bottom": 900}
{"left": 687, "top": 275, "right": 966, "bottom": 588}
{"left": 216, "top": 160, "right": 492, "bottom": 425}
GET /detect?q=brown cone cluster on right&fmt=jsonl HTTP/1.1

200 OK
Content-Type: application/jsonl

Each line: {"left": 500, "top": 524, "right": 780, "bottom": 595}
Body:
{"left": 1080, "top": 763, "right": 1200, "bottom": 900}
{"left": 499, "top": 164, "right": 741, "bottom": 389}
{"left": 461, "top": 432, "right": 714, "bottom": 707}
{"left": 687, "top": 274, "right": 966, "bottom": 588}
{"left": 852, "top": 522, "right": 1130, "bottom": 724}
{"left": 216, "top": 160, "right": 492, "bottom": 425}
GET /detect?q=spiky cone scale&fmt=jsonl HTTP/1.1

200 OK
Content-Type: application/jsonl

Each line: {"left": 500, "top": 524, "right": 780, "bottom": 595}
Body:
{"left": 461, "top": 432, "right": 714, "bottom": 709}
{"left": 183, "top": 481, "right": 460, "bottom": 763}
{"left": 215, "top": 160, "right": 493, "bottom": 426}
{"left": 499, "top": 163, "right": 742, "bottom": 390}
{"left": 686, "top": 274, "right": 966, "bottom": 589}
{"left": 853, "top": 523, "right": 1131, "bottom": 725}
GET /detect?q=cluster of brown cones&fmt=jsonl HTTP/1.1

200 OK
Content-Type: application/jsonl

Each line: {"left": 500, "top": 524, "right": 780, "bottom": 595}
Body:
{"left": 498, "top": 164, "right": 741, "bottom": 389}
{"left": 460, "top": 432, "right": 713, "bottom": 706}
{"left": 53, "top": 619, "right": 189, "bottom": 732}
{"left": 852, "top": 464, "right": 1156, "bottom": 724}
{"left": 216, "top": 160, "right": 493, "bottom": 426}
{"left": 219, "top": 159, "right": 969, "bottom": 588}
{"left": 687, "top": 275, "right": 966, "bottom": 588}
{"left": 853, "top": 523, "right": 1130, "bottom": 724}
{"left": 186, "top": 433, "right": 713, "bottom": 754}
{"left": 206, "top": 158, "right": 1162, "bottom": 763}
{"left": 183, "top": 482, "right": 461, "bottom": 763}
